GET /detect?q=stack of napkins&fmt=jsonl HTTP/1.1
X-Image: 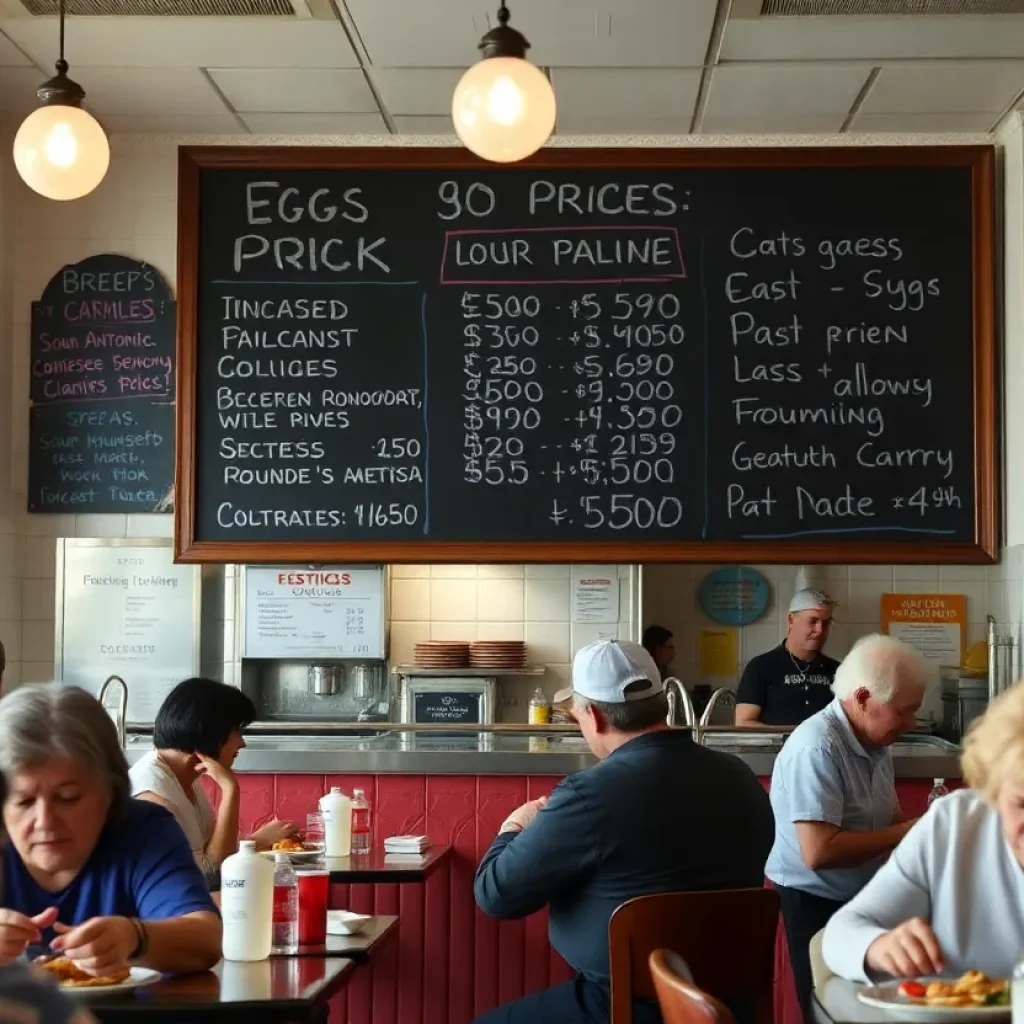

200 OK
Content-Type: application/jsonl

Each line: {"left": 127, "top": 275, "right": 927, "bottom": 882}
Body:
{"left": 384, "top": 835, "right": 430, "bottom": 854}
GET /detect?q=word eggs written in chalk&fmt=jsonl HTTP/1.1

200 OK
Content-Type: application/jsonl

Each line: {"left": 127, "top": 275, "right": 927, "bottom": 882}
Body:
{"left": 184, "top": 156, "right": 985, "bottom": 551}
{"left": 28, "top": 254, "right": 177, "bottom": 514}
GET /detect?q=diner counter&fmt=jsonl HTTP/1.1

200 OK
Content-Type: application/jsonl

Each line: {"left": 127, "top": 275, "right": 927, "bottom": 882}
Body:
{"left": 123, "top": 727, "right": 964, "bottom": 779}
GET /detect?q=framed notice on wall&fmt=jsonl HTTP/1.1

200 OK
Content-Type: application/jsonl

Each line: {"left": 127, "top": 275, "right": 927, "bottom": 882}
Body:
{"left": 241, "top": 565, "right": 386, "bottom": 660}
{"left": 55, "top": 539, "right": 200, "bottom": 722}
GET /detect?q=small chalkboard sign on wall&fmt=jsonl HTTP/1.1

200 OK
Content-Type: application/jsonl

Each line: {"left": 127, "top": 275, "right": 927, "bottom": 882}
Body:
{"left": 28, "top": 254, "right": 176, "bottom": 514}
{"left": 175, "top": 146, "right": 997, "bottom": 564}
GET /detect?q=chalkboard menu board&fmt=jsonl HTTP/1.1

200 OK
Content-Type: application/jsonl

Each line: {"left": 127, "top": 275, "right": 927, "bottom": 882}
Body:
{"left": 29, "top": 254, "right": 176, "bottom": 513}
{"left": 176, "top": 147, "right": 996, "bottom": 563}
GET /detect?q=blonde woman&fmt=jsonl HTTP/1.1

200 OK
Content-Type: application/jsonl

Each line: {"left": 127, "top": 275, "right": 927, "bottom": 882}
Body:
{"left": 822, "top": 680, "right": 1024, "bottom": 981}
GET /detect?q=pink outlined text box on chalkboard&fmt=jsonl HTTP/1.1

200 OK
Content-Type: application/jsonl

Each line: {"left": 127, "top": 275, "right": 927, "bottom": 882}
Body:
{"left": 440, "top": 225, "right": 687, "bottom": 286}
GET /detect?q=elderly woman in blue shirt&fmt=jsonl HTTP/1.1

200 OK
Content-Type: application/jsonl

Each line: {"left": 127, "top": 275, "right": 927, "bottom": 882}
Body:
{"left": 0, "top": 685, "right": 221, "bottom": 978}
{"left": 824, "top": 679, "right": 1024, "bottom": 981}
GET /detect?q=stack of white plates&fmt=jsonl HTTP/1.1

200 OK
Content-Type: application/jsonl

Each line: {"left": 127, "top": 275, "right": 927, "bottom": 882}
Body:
{"left": 469, "top": 640, "right": 527, "bottom": 670}
{"left": 414, "top": 641, "right": 470, "bottom": 669}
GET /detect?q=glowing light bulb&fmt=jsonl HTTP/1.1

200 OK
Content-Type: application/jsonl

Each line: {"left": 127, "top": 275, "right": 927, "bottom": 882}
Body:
{"left": 14, "top": 104, "right": 109, "bottom": 201}
{"left": 453, "top": 56, "right": 556, "bottom": 164}
{"left": 44, "top": 121, "right": 78, "bottom": 168}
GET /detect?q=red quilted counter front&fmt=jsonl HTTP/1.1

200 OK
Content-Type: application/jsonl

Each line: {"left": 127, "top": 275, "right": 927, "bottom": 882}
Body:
{"left": 233, "top": 773, "right": 954, "bottom": 1024}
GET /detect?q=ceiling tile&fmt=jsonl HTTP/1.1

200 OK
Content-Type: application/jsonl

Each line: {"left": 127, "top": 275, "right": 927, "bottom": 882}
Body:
{"left": 0, "top": 29, "right": 31, "bottom": 66}
{"left": 99, "top": 111, "right": 243, "bottom": 133}
{"left": 721, "top": 13, "right": 1024, "bottom": 62}
{"left": 239, "top": 111, "right": 387, "bottom": 133}
{"left": 0, "top": 66, "right": 41, "bottom": 113}
{"left": 0, "top": 18, "right": 359, "bottom": 69}
{"left": 699, "top": 112, "right": 845, "bottom": 133}
{"left": 209, "top": 68, "right": 376, "bottom": 113}
{"left": 392, "top": 115, "right": 455, "bottom": 134}
{"left": 703, "top": 64, "right": 870, "bottom": 117}
{"left": 370, "top": 68, "right": 462, "bottom": 116}
{"left": 849, "top": 111, "right": 997, "bottom": 132}
{"left": 345, "top": 0, "right": 718, "bottom": 68}
{"left": 70, "top": 67, "right": 227, "bottom": 116}
{"left": 551, "top": 68, "right": 700, "bottom": 123}
{"left": 863, "top": 61, "right": 1024, "bottom": 114}
{"left": 556, "top": 115, "right": 691, "bottom": 135}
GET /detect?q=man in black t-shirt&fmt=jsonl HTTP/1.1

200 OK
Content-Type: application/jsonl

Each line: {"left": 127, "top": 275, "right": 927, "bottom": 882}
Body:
{"left": 735, "top": 588, "right": 840, "bottom": 727}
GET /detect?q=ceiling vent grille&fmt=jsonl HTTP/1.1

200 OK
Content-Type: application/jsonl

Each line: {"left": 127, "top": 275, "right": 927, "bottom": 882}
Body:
{"left": 762, "top": 0, "right": 1024, "bottom": 13}
{"left": 22, "top": 0, "right": 294, "bottom": 14}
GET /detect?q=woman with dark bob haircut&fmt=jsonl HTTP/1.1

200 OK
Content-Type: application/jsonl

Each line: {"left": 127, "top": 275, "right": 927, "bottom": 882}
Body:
{"left": 130, "top": 678, "right": 297, "bottom": 876}
{"left": 0, "top": 685, "right": 220, "bottom": 977}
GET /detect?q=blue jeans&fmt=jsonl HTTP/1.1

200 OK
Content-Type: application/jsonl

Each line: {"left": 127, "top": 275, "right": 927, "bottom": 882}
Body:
{"left": 471, "top": 976, "right": 662, "bottom": 1024}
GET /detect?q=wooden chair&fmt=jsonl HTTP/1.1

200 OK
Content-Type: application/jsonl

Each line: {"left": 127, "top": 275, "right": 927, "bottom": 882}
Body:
{"left": 650, "top": 949, "right": 737, "bottom": 1024}
{"left": 608, "top": 888, "right": 780, "bottom": 1024}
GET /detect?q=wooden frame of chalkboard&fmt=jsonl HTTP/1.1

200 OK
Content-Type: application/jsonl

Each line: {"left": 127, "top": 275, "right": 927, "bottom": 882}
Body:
{"left": 175, "top": 145, "right": 997, "bottom": 565}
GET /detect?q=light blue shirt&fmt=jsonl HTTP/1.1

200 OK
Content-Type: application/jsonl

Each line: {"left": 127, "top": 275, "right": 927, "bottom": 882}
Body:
{"left": 765, "top": 699, "right": 898, "bottom": 901}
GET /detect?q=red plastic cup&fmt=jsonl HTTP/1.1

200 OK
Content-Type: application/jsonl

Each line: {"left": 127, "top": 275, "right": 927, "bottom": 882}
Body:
{"left": 296, "top": 869, "right": 330, "bottom": 945}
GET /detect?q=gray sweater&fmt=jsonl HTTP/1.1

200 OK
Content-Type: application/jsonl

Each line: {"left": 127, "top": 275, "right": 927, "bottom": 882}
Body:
{"left": 822, "top": 789, "right": 1024, "bottom": 982}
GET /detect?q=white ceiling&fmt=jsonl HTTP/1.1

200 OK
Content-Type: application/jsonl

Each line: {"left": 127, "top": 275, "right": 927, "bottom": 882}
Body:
{"left": 0, "top": 0, "right": 1023, "bottom": 135}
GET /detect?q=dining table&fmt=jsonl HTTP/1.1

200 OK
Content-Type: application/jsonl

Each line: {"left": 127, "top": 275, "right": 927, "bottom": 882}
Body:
{"left": 324, "top": 845, "right": 451, "bottom": 883}
{"left": 80, "top": 915, "right": 400, "bottom": 1022}
{"left": 84, "top": 955, "right": 357, "bottom": 1024}
{"left": 811, "top": 975, "right": 985, "bottom": 1024}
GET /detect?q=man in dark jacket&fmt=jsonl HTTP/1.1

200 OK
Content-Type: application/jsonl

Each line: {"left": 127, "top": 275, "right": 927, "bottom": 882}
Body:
{"left": 472, "top": 640, "right": 775, "bottom": 1024}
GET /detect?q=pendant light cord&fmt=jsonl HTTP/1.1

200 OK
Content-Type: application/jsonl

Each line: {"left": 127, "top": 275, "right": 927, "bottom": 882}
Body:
{"left": 497, "top": 1, "right": 509, "bottom": 27}
{"left": 56, "top": 0, "right": 67, "bottom": 73}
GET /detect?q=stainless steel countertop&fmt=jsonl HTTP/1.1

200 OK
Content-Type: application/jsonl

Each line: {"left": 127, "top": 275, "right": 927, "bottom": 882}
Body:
{"left": 123, "top": 730, "right": 963, "bottom": 779}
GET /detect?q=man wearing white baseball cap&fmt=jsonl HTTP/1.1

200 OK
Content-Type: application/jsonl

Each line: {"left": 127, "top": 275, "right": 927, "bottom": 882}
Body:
{"left": 472, "top": 640, "right": 774, "bottom": 1024}
{"left": 736, "top": 588, "right": 840, "bottom": 728}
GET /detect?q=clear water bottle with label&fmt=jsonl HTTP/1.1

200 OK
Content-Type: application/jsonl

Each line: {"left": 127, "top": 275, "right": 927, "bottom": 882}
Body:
{"left": 271, "top": 853, "right": 298, "bottom": 954}
{"left": 1012, "top": 955, "right": 1024, "bottom": 1024}
{"left": 927, "top": 778, "right": 950, "bottom": 806}
{"left": 351, "top": 788, "right": 372, "bottom": 855}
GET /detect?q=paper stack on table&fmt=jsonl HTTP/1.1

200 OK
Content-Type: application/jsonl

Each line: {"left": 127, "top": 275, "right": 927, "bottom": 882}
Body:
{"left": 384, "top": 835, "right": 430, "bottom": 854}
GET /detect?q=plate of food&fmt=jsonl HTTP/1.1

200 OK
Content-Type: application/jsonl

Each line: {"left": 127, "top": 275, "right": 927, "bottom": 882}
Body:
{"left": 261, "top": 838, "right": 323, "bottom": 861}
{"left": 858, "top": 971, "right": 1010, "bottom": 1019}
{"left": 37, "top": 957, "right": 162, "bottom": 998}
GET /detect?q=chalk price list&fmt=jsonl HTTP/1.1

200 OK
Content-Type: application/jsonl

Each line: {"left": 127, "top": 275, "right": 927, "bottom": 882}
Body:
{"left": 555, "top": 289, "right": 690, "bottom": 531}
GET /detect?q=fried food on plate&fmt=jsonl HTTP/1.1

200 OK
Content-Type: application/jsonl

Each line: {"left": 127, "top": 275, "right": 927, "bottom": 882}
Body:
{"left": 272, "top": 837, "right": 305, "bottom": 852}
{"left": 898, "top": 971, "right": 1008, "bottom": 1008}
{"left": 39, "top": 956, "right": 131, "bottom": 988}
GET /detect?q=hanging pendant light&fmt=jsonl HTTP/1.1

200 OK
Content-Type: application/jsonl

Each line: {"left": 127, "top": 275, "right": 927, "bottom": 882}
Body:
{"left": 13, "top": 0, "right": 109, "bottom": 202}
{"left": 451, "top": 1, "right": 556, "bottom": 164}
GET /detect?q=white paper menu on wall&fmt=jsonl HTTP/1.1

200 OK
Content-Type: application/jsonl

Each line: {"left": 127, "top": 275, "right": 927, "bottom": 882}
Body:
{"left": 242, "top": 566, "right": 385, "bottom": 660}
{"left": 55, "top": 539, "right": 200, "bottom": 723}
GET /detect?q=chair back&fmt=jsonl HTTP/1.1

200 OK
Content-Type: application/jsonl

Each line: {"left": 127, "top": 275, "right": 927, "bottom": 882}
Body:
{"left": 608, "top": 888, "right": 779, "bottom": 1024}
{"left": 649, "top": 949, "right": 736, "bottom": 1024}
{"left": 809, "top": 928, "right": 832, "bottom": 992}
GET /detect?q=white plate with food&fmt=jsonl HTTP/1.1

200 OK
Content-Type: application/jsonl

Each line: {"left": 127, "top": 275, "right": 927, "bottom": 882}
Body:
{"left": 38, "top": 959, "right": 162, "bottom": 998}
{"left": 260, "top": 842, "right": 324, "bottom": 861}
{"left": 857, "top": 971, "right": 1010, "bottom": 1020}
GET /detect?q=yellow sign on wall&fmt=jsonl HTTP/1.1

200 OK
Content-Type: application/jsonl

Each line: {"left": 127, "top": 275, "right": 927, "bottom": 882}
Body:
{"left": 698, "top": 628, "right": 738, "bottom": 677}
{"left": 880, "top": 593, "right": 966, "bottom": 667}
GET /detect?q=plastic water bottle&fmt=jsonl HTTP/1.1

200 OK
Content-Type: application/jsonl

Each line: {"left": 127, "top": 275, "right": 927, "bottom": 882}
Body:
{"left": 927, "top": 778, "right": 950, "bottom": 806}
{"left": 271, "top": 853, "right": 298, "bottom": 954}
{"left": 1012, "top": 955, "right": 1024, "bottom": 1024}
{"left": 351, "top": 789, "right": 372, "bottom": 855}
{"left": 319, "top": 787, "right": 353, "bottom": 857}
{"left": 221, "top": 840, "right": 273, "bottom": 961}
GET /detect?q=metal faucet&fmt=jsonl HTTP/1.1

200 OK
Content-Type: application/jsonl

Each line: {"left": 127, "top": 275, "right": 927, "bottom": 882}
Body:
{"left": 699, "top": 687, "right": 736, "bottom": 733}
{"left": 98, "top": 674, "right": 128, "bottom": 750}
{"left": 663, "top": 677, "right": 695, "bottom": 731}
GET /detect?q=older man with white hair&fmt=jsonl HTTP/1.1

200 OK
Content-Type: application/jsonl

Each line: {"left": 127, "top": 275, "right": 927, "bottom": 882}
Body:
{"left": 765, "top": 633, "right": 929, "bottom": 1023}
